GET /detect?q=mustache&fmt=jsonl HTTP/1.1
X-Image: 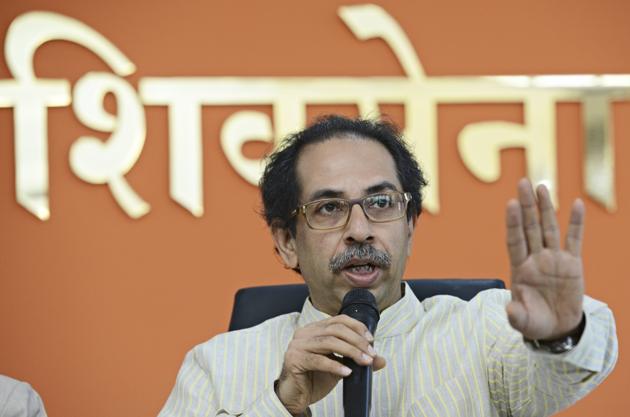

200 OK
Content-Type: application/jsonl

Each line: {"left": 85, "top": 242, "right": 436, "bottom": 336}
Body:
{"left": 329, "top": 244, "right": 392, "bottom": 274}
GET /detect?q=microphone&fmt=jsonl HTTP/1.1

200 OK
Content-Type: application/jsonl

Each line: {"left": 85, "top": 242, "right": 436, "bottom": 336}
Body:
{"left": 339, "top": 288, "right": 380, "bottom": 417}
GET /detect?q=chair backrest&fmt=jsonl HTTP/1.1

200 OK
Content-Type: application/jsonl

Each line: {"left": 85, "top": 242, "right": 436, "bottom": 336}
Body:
{"left": 228, "top": 278, "right": 505, "bottom": 331}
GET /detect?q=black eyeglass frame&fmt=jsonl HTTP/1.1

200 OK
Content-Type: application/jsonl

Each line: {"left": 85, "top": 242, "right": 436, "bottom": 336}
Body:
{"left": 291, "top": 191, "right": 412, "bottom": 230}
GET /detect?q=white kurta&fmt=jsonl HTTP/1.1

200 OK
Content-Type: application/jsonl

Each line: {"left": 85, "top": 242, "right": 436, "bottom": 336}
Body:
{"left": 158, "top": 283, "right": 618, "bottom": 417}
{"left": 0, "top": 375, "right": 48, "bottom": 417}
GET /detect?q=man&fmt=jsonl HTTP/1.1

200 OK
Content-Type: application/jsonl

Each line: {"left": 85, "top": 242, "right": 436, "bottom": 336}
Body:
{"left": 158, "top": 115, "right": 617, "bottom": 417}
{"left": 0, "top": 375, "right": 48, "bottom": 417}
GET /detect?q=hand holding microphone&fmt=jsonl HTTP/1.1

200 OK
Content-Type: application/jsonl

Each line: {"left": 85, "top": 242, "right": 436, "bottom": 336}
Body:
{"left": 275, "top": 289, "right": 385, "bottom": 416}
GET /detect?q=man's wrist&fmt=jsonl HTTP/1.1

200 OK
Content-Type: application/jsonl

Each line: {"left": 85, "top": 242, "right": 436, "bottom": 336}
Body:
{"left": 524, "top": 313, "right": 586, "bottom": 354}
{"left": 274, "top": 379, "right": 309, "bottom": 417}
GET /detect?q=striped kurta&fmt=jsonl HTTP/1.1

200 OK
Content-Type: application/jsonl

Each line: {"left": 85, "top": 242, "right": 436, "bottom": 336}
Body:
{"left": 158, "top": 283, "right": 617, "bottom": 417}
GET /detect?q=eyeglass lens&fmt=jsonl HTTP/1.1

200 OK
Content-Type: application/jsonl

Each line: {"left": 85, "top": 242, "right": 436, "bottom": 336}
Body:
{"left": 305, "top": 193, "right": 407, "bottom": 229}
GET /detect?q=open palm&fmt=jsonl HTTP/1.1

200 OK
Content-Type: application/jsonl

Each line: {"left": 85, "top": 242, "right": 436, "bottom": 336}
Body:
{"left": 505, "top": 179, "right": 584, "bottom": 341}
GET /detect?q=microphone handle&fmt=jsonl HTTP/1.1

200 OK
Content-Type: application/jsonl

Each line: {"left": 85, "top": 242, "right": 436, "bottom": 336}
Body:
{"left": 343, "top": 360, "right": 373, "bottom": 417}
{"left": 343, "top": 313, "right": 378, "bottom": 417}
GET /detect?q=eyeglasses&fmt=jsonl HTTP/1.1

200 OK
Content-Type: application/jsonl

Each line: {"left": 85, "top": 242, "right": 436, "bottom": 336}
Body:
{"left": 292, "top": 191, "right": 412, "bottom": 230}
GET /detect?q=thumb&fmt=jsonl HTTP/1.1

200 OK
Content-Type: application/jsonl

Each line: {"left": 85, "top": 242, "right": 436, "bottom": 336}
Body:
{"left": 373, "top": 355, "right": 387, "bottom": 372}
{"left": 506, "top": 301, "right": 529, "bottom": 334}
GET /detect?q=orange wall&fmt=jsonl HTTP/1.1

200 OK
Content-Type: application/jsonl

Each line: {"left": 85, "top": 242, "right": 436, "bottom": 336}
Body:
{"left": 0, "top": 1, "right": 628, "bottom": 417}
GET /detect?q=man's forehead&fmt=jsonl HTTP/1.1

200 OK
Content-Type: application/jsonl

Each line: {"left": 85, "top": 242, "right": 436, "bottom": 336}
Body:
{"left": 296, "top": 137, "right": 401, "bottom": 200}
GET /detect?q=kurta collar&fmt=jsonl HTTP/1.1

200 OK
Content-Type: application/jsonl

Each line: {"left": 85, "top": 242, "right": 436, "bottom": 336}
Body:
{"left": 296, "top": 281, "right": 423, "bottom": 338}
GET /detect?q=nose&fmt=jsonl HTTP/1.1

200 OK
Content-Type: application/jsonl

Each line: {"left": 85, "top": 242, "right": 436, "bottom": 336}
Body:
{"left": 343, "top": 203, "right": 374, "bottom": 244}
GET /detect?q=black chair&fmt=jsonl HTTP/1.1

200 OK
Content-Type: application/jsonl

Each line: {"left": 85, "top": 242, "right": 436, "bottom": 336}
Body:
{"left": 229, "top": 279, "right": 505, "bottom": 331}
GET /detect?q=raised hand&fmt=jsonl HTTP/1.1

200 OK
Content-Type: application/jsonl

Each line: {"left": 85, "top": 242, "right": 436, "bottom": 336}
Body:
{"left": 275, "top": 315, "right": 386, "bottom": 415}
{"left": 505, "top": 178, "right": 585, "bottom": 341}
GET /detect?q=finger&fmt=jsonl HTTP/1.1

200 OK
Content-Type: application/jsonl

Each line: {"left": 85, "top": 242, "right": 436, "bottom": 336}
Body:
{"left": 302, "top": 352, "right": 352, "bottom": 377}
{"left": 506, "top": 199, "right": 528, "bottom": 268}
{"left": 330, "top": 315, "right": 372, "bottom": 341}
{"left": 565, "top": 198, "right": 585, "bottom": 257}
{"left": 518, "top": 178, "right": 543, "bottom": 254}
{"left": 322, "top": 322, "right": 375, "bottom": 356}
{"left": 536, "top": 184, "right": 560, "bottom": 250}
{"left": 373, "top": 355, "right": 387, "bottom": 371}
{"left": 302, "top": 319, "right": 374, "bottom": 357}
{"left": 300, "top": 336, "right": 374, "bottom": 366}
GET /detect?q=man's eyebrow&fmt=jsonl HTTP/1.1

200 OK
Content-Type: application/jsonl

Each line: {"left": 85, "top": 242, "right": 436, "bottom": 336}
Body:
{"left": 309, "top": 189, "right": 345, "bottom": 201}
{"left": 307, "top": 181, "right": 399, "bottom": 202}
{"left": 365, "top": 181, "right": 399, "bottom": 194}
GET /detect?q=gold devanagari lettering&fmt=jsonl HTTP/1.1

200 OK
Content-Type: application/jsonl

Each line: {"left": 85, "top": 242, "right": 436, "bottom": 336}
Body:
{"left": 1, "top": 6, "right": 628, "bottom": 220}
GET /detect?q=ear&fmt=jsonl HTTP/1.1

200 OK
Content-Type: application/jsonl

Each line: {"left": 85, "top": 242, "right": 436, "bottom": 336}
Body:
{"left": 405, "top": 216, "right": 416, "bottom": 257}
{"left": 271, "top": 223, "right": 299, "bottom": 269}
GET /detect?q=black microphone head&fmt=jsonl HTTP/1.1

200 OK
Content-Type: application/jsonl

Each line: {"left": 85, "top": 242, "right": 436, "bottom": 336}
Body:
{"left": 340, "top": 288, "right": 377, "bottom": 311}
{"left": 339, "top": 288, "right": 380, "bottom": 332}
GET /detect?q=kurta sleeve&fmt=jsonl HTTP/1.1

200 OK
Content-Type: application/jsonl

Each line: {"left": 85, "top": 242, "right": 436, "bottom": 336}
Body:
{"left": 0, "top": 376, "right": 48, "bottom": 417}
{"left": 157, "top": 347, "right": 294, "bottom": 417}
{"left": 483, "top": 291, "right": 618, "bottom": 417}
